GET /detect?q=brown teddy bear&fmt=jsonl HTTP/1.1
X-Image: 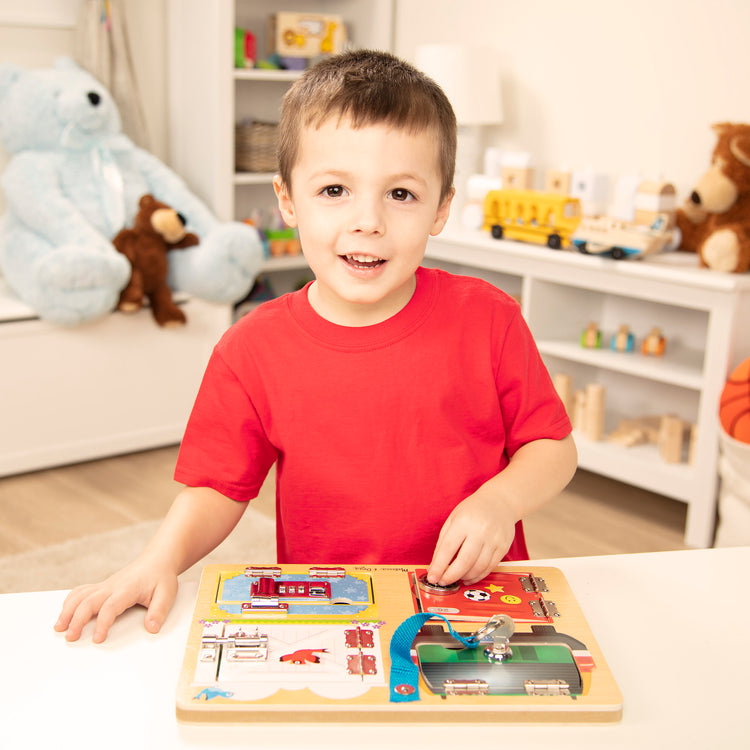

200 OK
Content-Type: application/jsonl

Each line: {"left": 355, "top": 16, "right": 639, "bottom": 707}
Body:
{"left": 676, "top": 122, "right": 750, "bottom": 273}
{"left": 113, "top": 194, "right": 199, "bottom": 326}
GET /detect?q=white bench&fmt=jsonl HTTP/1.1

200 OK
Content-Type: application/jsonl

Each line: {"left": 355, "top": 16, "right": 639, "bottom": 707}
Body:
{"left": 0, "top": 280, "right": 231, "bottom": 477}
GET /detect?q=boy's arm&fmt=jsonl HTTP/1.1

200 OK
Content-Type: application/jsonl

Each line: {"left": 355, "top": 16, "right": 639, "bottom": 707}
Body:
{"left": 54, "top": 486, "right": 247, "bottom": 643}
{"left": 427, "top": 434, "right": 577, "bottom": 586}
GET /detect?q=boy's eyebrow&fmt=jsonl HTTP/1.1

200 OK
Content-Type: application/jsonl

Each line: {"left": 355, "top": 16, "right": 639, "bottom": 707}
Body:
{"left": 308, "top": 169, "right": 430, "bottom": 187}
{"left": 388, "top": 172, "right": 430, "bottom": 186}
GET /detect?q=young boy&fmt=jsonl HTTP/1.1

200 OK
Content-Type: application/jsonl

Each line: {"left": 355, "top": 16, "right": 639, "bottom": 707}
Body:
{"left": 55, "top": 50, "right": 576, "bottom": 644}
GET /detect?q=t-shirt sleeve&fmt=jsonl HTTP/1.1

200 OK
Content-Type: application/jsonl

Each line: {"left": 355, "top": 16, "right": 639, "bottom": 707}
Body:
{"left": 496, "top": 306, "right": 572, "bottom": 456}
{"left": 174, "top": 348, "right": 278, "bottom": 501}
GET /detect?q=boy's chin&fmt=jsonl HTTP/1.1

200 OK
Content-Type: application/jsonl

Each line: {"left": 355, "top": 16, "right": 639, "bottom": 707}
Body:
{"left": 313, "top": 275, "right": 418, "bottom": 326}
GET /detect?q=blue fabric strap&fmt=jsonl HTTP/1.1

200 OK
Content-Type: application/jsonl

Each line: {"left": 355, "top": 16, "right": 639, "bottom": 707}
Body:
{"left": 389, "top": 612, "right": 479, "bottom": 703}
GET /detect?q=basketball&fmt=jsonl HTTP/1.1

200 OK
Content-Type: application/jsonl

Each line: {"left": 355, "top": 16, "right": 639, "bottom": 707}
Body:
{"left": 720, "top": 357, "right": 750, "bottom": 443}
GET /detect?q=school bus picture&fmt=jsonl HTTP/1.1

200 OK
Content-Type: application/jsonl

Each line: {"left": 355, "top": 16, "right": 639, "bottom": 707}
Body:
{"left": 483, "top": 189, "right": 582, "bottom": 249}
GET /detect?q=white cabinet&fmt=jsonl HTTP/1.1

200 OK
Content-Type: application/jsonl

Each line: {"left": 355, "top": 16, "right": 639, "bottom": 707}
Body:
{"left": 0, "top": 282, "right": 232, "bottom": 477}
{"left": 167, "top": 0, "right": 393, "bottom": 285}
{"left": 425, "top": 229, "right": 750, "bottom": 549}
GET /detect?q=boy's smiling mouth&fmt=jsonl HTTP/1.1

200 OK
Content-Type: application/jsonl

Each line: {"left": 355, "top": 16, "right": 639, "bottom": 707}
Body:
{"left": 341, "top": 253, "right": 386, "bottom": 270}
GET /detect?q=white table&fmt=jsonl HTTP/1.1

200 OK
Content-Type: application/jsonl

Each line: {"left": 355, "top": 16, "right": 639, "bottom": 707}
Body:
{"left": 1, "top": 547, "right": 746, "bottom": 749}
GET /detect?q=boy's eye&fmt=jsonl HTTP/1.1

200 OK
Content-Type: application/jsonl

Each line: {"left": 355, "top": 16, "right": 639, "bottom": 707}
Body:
{"left": 322, "top": 185, "right": 346, "bottom": 198}
{"left": 391, "top": 188, "right": 414, "bottom": 202}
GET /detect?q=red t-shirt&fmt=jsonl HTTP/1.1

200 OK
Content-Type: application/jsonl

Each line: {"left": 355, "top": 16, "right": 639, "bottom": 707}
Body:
{"left": 175, "top": 267, "right": 571, "bottom": 565}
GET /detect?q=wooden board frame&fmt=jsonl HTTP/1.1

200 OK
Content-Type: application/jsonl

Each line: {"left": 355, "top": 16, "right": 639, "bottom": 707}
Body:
{"left": 176, "top": 563, "right": 622, "bottom": 723}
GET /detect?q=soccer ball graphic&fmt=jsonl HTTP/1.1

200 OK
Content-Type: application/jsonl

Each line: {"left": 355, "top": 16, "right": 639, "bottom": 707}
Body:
{"left": 464, "top": 588, "right": 490, "bottom": 602}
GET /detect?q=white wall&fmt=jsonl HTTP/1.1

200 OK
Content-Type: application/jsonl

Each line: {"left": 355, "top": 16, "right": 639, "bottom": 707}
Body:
{"left": 0, "top": 0, "right": 166, "bottom": 220}
{"left": 1, "top": 1, "right": 749, "bottom": 206}
{"left": 395, "top": 0, "right": 750, "bottom": 202}
{"left": 0, "top": 0, "right": 167, "bottom": 162}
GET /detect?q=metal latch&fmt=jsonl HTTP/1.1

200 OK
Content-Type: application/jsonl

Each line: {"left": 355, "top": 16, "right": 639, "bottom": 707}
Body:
{"left": 226, "top": 631, "right": 269, "bottom": 661}
{"left": 200, "top": 630, "right": 269, "bottom": 663}
{"left": 524, "top": 679, "right": 570, "bottom": 696}
{"left": 443, "top": 679, "right": 490, "bottom": 696}
{"left": 468, "top": 613, "right": 515, "bottom": 644}
{"left": 244, "top": 566, "right": 281, "bottom": 577}
{"left": 467, "top": 614, "right": 515, "bottom": 663}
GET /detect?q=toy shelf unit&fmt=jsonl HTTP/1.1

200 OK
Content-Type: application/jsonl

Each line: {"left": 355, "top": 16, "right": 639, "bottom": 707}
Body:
{"left": 425, "top": 230, "right": 750, "bottom": 549}
{"left": 167, "top": 0, "right": 393, "bottom": 296}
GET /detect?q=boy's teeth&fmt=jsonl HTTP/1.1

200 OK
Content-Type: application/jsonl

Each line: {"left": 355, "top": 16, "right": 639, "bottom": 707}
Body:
{"left": 347, "top": 254, "right": 381, "bottom": 263}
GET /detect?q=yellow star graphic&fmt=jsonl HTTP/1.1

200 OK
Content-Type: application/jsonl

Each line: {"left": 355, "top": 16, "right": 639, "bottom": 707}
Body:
{"left": 487, "top": 584, "right": 505, "bottom": 593}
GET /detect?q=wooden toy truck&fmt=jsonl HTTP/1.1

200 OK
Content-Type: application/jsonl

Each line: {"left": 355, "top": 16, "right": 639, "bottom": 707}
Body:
{"left": 571, "top": 214, "right": 680, "bottom": 260}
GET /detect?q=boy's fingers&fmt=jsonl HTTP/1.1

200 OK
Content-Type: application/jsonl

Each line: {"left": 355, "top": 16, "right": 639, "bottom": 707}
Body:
{"left": 439, "top": 539, "right": 483, "bottom": 586}
{"left": 62, "top": 589, "right": 111, "bottom": 642}
{"left": 53, "top": 568, "right": 180, "bottom": 643}
{"left": 144, "top": 579, "right": 179, "bottom": 634}
{"left": 91, "top": 591, "right": 140, "bottom": 643}
{"left": 54, "top": 585, "right": 96, "bottom": 632}
{"left": 427, "top": 532, "right": 463, "bottom": 585}
{"left": 457, "top": 546, "right": 499, "bottom": 585}
{"left": 92, "top": 609, "right": 117, "bottom": 644}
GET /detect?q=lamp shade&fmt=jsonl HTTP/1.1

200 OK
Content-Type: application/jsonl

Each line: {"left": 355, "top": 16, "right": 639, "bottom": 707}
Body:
{"left": 415, "top": 44, "right": 503, "bottom": 125}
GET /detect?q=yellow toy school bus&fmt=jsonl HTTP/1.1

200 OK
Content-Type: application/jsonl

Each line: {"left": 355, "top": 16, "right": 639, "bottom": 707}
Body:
{"left": 483, "top": 189, "right": 582, "bottom": 249}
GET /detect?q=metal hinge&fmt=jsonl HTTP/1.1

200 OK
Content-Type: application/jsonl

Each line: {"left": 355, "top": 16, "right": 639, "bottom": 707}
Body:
{"left": 443, "top": 679, "right": 490, "bottom": 696}
{"left": 524, "top": 679, "right": 570, "bottom": 696}
{"left": 519, "top": 575, "right": 548, "bottom": 592}
{"left": 346, "top": 653, "right": 377, "bottom": 676}
{"left": 345, "top": 627, "right": 374, "bottom": 648}
{"left": 529, "top": 599, "right": 559, "bottom": 618}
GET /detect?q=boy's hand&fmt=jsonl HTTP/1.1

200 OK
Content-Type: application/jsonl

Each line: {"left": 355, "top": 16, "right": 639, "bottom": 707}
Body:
{"left": 426, "top": 487, "right": 518, "bottom": 587}
{"left": 54, "top": 555, "right": 178, "bottom": 643}
{"left": 427, "top": 436, "right": 578, "bottom": 586}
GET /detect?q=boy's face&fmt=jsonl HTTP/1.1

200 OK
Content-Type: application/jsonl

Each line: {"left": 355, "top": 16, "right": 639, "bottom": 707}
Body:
{"left": 274, "top": 116, "right": 452, "bottom": 326}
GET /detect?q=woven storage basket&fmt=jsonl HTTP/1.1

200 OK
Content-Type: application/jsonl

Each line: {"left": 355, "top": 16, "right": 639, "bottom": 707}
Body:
{"left": 235, "top": 120, "right": 279, "bottom": 172}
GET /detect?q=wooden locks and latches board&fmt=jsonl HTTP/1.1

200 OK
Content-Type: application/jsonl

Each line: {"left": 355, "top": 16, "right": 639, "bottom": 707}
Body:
{"left": 176, "top": 564, "right": 622, "bottom": 723}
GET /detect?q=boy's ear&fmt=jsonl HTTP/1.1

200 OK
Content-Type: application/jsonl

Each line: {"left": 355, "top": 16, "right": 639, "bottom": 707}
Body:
{"left": 430, "top": 189, "right": 455, "bottom": 236}
{"left": 273, "top": 175, "right": 298, "bottom": 228}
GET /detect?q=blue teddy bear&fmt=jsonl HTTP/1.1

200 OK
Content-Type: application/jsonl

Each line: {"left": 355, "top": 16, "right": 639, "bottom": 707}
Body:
{"left": 0, "top": 58, "right": 263, "bottom": 325}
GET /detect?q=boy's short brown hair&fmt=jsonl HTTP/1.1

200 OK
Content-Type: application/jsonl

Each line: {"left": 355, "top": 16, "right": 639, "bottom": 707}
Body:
{"left": 277, "top": 49, "right": 457, "bottom": 201}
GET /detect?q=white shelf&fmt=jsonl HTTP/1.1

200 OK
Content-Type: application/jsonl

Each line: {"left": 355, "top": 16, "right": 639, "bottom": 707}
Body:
{"left": 260, "top": 255, "right": 308, "bottom": 273}
{"left": 233, "top": 69, "right": 302, "bottom": 82}
{"left": 537, "top": 340, "right": 705, "bottom": 391}
{"left": 0, "top": 295, "right": 232, "bottom": 477}
{"left": 574, "top": 431, "right": 696, "bottom": 500}
{"left": 234, "top": 172, "right": 275, "bottom": 186}
{"left": 427, "top": 231, "right": 750, "bottom": 549}
{"left": 428, "top": 229, "right": 750, "bottom": 299}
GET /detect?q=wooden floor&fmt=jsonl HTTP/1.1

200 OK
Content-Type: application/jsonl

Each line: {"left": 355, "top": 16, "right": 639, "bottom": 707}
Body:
{"left": 0, "top": 445, "right": 691, "bottom": 559}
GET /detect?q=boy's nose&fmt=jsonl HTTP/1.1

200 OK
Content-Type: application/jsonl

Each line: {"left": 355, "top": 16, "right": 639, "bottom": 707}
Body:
{"left": 350, "top": 198, "right": 384, "bottom": 234}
